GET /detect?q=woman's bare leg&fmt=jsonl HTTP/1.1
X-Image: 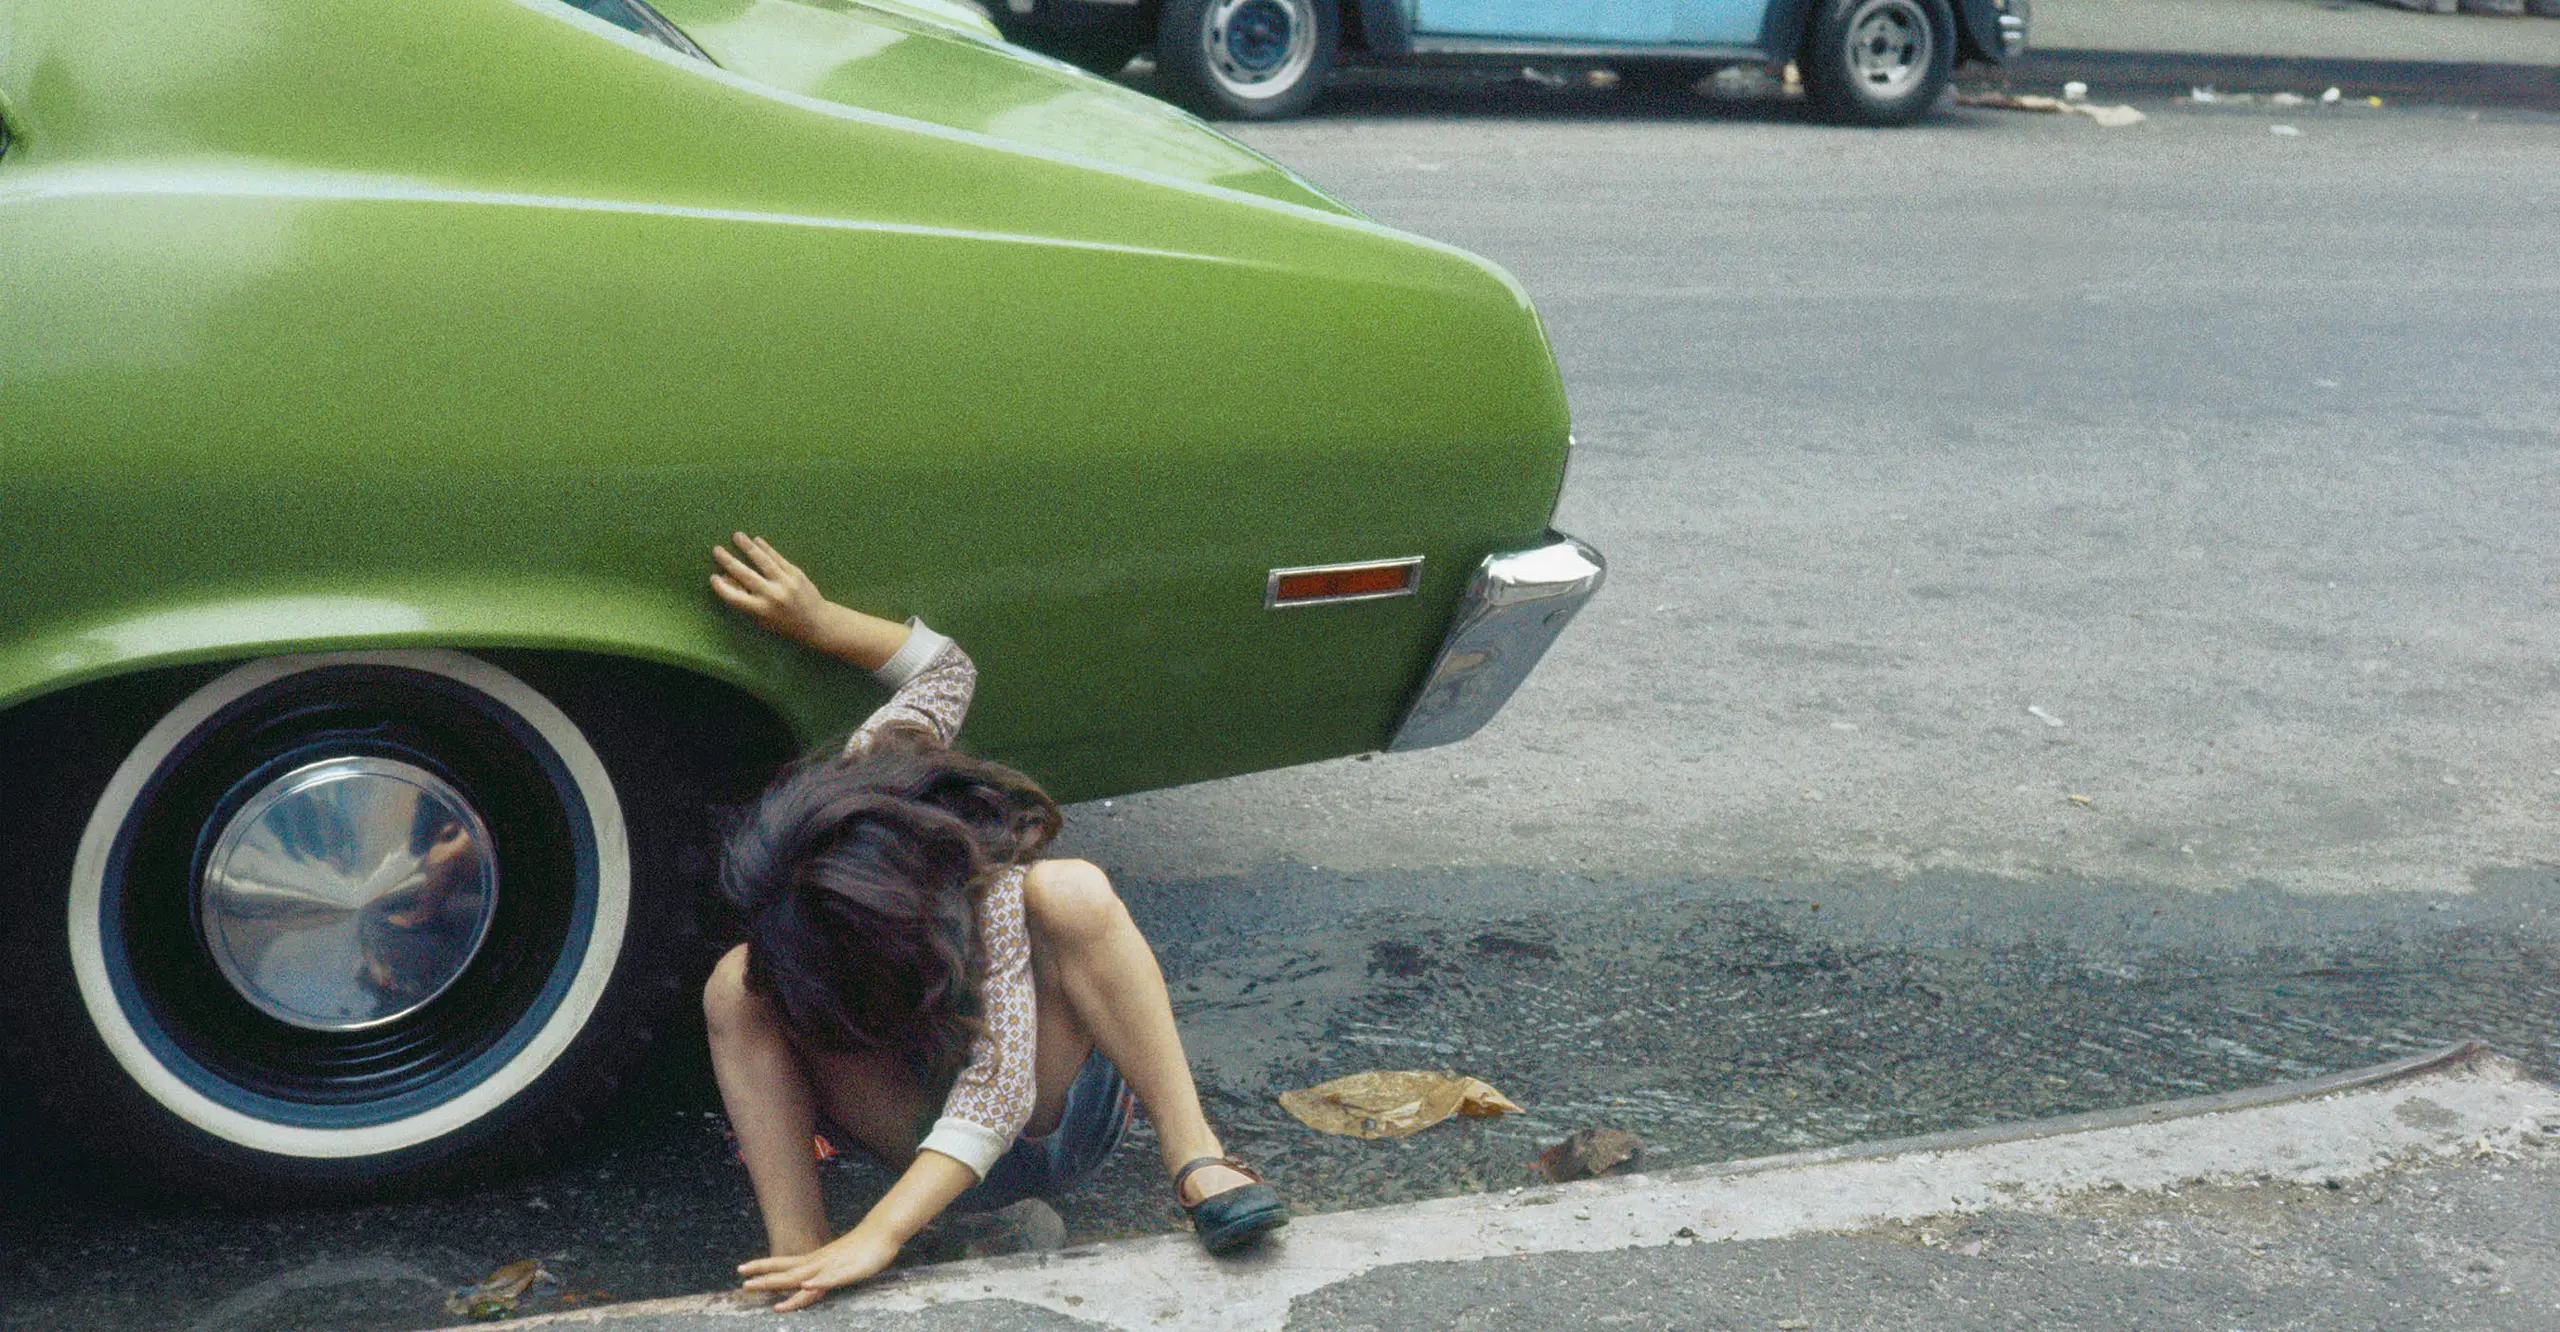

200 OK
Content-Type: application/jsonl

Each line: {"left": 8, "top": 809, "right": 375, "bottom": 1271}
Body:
{"left": 706, "top": 944, "right": 951, "bottom": 1253}
{"left": 1024, "top": 951, "right": 1097, "bottom": 1139}
{"left": 1022, "top": 860, "right": 1256, "bottom": 1203}
{"left": 703, "top": 944, "right": 832, "bottom": 1256}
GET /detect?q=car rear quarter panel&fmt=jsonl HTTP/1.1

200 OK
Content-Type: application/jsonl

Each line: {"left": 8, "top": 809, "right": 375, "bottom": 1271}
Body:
{"left": 647, "top": 0, "right": 1347, "bottom": 211}
{"left": 0, "top": 0, "right": 1570, "bottom": 801}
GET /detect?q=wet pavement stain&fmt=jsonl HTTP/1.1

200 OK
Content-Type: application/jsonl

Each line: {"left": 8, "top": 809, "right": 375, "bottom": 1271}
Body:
{"left": 1128, "top": 872, "right": 2560, "bottom": 1225}
{"left": 5, "top": 867, "right": 2558, "bottom": 1331}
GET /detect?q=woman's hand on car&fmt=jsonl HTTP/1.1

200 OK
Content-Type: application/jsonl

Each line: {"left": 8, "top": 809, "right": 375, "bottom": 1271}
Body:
{"left": 710, "top": 533, "right": 915, "bottom": 671}
{"left": 710, "top": 533, "right": 831, "bottom": 645}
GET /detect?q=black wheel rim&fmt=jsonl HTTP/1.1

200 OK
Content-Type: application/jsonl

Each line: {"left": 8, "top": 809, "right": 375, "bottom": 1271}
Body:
{"left": 1203, "top": 0, "right": 1316, "bottom": 100}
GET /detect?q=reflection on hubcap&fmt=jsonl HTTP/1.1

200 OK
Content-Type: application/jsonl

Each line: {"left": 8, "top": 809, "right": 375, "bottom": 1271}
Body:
{"left": 198, "top": 758, "right": 498, "bottom": 1032}
{"left": 1205, "top": 0, "right": 1314, "bottom": 98}
{"left": 1846, "top": 0, "right": 1931, "bottom": 95}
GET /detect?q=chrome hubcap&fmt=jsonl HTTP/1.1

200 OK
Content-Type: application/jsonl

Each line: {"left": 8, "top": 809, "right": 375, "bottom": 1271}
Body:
{"left": 198, "top": 758, "right": 498, "bottom": 1032}
{"left": 1845, "top": 0, "right": 1931, "bottom": 97}
{"left": 1205, "top": 0, "right": 1314, "bottom": 99}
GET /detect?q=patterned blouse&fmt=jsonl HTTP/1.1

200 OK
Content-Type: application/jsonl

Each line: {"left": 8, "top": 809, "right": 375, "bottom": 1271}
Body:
{"left": 848, "top": 623, "right": 1038, "bottom": 1181}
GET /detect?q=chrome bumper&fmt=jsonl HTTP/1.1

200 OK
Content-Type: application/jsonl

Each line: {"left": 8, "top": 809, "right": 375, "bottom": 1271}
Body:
{"left": 1387, "top": 532, "right": 1605, "bottom": 752}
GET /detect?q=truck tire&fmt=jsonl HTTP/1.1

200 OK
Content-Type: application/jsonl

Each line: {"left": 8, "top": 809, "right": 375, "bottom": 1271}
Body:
{"left": 1800, "top": 0, "right": 1954, "bottom": 126}
{"left": 1155, "top": 0, "right": 1337, "bottom": 120}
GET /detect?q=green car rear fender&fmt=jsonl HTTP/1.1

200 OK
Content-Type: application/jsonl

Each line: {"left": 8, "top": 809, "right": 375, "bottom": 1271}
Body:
{"left": 0, "top": 0, "right": 1572, "bottom": 802}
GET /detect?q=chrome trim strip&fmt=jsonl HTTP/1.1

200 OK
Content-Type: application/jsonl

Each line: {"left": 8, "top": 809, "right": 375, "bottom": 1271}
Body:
{"left": 1264, "top": 555, "right": 1426, "bottom": 610}
{"left": 1388, "top": 532, "right": 1605, "bottom": 752}
{"left": 1406, "top": 37, "right": 1766, "bottom": 60}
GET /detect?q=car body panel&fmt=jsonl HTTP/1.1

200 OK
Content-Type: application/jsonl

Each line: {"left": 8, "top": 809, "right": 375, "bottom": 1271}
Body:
{"left": 1414, "top": 0, "right": 1682, "bottom": 44}
{"left": 645, "top": 0, "right": 1351, "bottom": 210}
{"left": 1411, "top": 0, "right": 1763, "bottom": 47}
{"left": 1675, "top": 0, "right": 1769, "bottom": 46}
{"left": 0, "top": 0, "right": 1571, "bottom": 804}
{"left": 794, "top": 0, "right": 1010, "bottom": 41}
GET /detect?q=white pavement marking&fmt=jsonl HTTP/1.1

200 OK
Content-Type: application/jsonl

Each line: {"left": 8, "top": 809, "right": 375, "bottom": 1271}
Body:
{"left": 496, "top": 1047, "right": 2560, "bottom": 1332}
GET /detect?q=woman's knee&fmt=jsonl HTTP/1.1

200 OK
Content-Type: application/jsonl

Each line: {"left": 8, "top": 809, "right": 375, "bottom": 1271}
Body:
{"left": 1024, "top": 858, "right": 1130, "bottom": 949}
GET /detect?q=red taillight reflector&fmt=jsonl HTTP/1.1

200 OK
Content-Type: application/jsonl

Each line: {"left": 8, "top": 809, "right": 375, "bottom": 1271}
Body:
{"left": 1266, "top": 557, "right": 1424, "bottom": 608}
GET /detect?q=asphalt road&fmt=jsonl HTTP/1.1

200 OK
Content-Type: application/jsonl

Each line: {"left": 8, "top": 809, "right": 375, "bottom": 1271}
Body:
{"left": 4, "top": 88, "right": 2556, "bottom": 1332}
{"left": 1148, "top": 84, "right": 2560, "bottom": 900}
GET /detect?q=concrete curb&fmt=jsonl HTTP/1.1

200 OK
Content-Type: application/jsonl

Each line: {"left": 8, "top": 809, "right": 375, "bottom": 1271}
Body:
{"left": 1974, "top": 48, "right": 2560, "bottom": 108}
{"left": 474, "top": 1043, "right": 2560, "bottom": 1331}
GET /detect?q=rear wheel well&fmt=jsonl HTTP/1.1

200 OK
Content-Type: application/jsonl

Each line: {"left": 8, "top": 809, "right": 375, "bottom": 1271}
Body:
{"left": 0, "top": 649, "right": 806, "bottom": 986}
{"left": 1336, "top": 0, "right": 1365, "bottom": 55}
{"left": 0, "top": 652, "right": 800, "bottom": 800}
{"left": 479, "top": 651, "right": 805, "bottom": 961}
{"left": 0, "top": 651, "right": 799, "bottom": 1198}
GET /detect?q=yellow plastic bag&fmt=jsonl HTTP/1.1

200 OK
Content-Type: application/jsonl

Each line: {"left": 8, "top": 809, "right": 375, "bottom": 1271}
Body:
{"left": 1279, "top": 1070, "right": 1523, "bottom": 1140}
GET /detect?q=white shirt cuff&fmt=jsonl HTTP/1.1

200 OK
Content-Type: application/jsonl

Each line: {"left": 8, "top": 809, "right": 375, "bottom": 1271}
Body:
{"left": 917, "top": 1116, "right": 1011, "bottom": 1180}
{"left": 871, "top": 619, "right": 953, "bottom": 690}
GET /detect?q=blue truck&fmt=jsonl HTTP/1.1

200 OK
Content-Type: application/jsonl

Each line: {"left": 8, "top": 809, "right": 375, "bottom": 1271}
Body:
{"left": 996, "top": 0, "right": 2028, "bottom": 122}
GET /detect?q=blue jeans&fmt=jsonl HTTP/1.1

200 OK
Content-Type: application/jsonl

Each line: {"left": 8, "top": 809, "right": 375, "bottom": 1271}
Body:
{"left": 950, "top": 1048, "right": 1134, "bottom": 1213}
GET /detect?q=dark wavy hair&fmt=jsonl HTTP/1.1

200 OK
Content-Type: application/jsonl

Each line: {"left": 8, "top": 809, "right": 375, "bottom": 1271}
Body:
{"left": 721, "top": 725, "right": 1061, "bottom": 1074}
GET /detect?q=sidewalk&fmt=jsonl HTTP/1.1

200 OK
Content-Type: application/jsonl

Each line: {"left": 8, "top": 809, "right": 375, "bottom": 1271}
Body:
{"left": 473, "top": 1045, "right": 2560, "bottom": 1331}
{"left": 1990, "top": 0, "right": 2560, "bottom": 105}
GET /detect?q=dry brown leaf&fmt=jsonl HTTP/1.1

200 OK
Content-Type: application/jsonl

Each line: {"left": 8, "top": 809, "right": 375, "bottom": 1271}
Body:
{"left": 1537, "top": 1127, "right": 1644, "bottom": 1182}
{"left": 1278, "top": 1070, "right": 1524, "bottom": 1139}
{"left": 1953, "top": 90, "right": 2145, "bottom": 127}
{"left": 445, "top": 1259, "right": 550, "bottom": 1320}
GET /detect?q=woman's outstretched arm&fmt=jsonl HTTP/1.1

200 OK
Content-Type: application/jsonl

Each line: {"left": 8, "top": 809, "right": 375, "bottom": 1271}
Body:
{"left": 711, "top": 532, "right": 977, "bottom": 749}
{"left": 736, "top": 1150, "right": 978, "bottom": 1312}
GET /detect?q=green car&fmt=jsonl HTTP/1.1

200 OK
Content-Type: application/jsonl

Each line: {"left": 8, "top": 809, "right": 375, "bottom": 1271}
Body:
{"left": 0, "top": 0, "right": 1599, "bottom": 1194}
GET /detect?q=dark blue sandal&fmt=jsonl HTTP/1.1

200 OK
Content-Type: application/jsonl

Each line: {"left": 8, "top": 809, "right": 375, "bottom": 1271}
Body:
{"left": 1174, "top": 1155, "right": 1290, "bottom": 1254}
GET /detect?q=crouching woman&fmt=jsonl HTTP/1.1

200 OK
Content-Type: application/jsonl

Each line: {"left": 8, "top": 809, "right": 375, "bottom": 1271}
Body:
{"left": 700, "top": 534, "right": 1287, "bottom": 1311}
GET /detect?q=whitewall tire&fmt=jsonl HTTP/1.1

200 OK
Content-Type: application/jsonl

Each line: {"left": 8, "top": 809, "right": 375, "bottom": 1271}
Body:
{"left": 1, "top": 651, "right": 696, "bottom": 1196}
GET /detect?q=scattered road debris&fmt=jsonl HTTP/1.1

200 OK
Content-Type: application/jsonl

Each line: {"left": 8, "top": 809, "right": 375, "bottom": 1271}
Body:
{"left": 445, "top": 1259, "right": 553, "bottom": 1322}
{"left": 1955, "top": 90, "right": 2146, "bottom": 127}
{"left": 2189, "top": 86, "right": 2382, "bottom": 109}
{"left": 1709, "top": 64, "right": 1782, "bottom": 99}
{"left": 1280, "top": 1070, "right": 1523, "bottom": 1139}
{"left": 2026, "top": 705, "right": 2065, "bottom": 729}
{"left": 2069, "top": 102, "right": 2147, "bottom": 128}
{"left": 2272, "top": 124, "right": 2304, "bottom": 136}
{"left": 942, "top": 1198, "right": 1067, "bottom": 1259}
{"left": 2068, "top": 794, "right": 2095, "bottom": 808}
{"left": 1536, "top": 1128, "right": 1645, "bottom": 1182}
